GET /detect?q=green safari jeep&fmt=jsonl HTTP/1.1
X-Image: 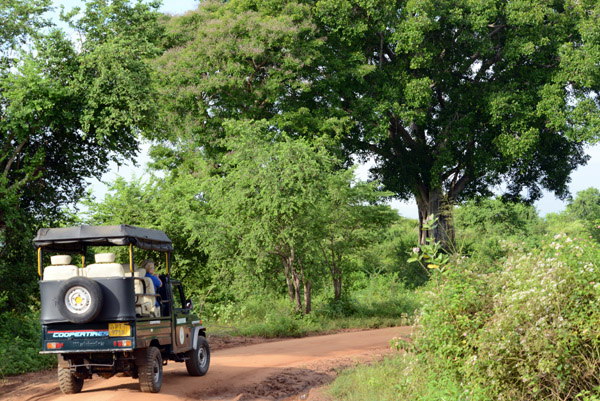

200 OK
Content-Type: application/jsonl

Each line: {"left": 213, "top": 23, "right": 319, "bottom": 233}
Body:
{"left": 34, "top": 225, "right": 209, "bottom": 394}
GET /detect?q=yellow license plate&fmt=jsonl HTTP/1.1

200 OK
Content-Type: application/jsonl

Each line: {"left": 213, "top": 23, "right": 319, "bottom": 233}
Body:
{"left": 109, "top": 323, "right": 131, "bottom": 337}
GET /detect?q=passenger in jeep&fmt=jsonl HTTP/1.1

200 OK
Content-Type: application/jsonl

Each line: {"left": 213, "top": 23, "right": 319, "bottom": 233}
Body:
{"left": 141, "top": 259, "right": 162, "bottom": 306}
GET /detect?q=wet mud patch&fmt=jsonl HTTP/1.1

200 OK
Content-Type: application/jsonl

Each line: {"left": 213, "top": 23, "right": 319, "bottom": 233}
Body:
{"left": 238, "top": 368, "right": 331, "bottom": 400}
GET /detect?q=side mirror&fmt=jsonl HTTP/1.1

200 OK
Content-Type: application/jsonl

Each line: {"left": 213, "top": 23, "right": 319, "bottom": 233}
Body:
{"left": 185, "top": 299, "right": 193, "bottom": 310}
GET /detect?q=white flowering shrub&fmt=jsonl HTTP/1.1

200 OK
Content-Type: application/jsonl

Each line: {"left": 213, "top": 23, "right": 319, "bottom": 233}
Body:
{"left": 413, "top": 234, "right": 600, "bottom": 400}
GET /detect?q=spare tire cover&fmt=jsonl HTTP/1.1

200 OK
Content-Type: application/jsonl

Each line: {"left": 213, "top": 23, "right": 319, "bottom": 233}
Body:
{"left": 57, "top": 277, "right": 103, "bottom": 324}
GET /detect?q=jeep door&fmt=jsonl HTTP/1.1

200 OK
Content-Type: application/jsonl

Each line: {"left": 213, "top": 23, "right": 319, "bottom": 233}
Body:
{"left": 171, "top": 281, "right": 192, "bottom": 353}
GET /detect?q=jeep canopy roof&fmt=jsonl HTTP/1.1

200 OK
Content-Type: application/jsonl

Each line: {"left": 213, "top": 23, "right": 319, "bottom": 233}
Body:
{"left": 33, "top": 225, "right": 173, "bottom": 253}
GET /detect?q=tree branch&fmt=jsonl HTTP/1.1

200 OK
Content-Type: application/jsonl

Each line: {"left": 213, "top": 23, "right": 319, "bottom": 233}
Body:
{"left": 1, "top": 132, "right": 15, "bottom": 159}
{"left": 3, "top": 137, "right": 28, "bottom": 177}
{"left": 448, "top": 172, "right": 471, "bottom": 200}
{"left": 473, "top": 47, "right": 502, "bottom": 83}
{"left": 391, "top": 116, "right": 417, "bottom": 150}
{"left": 488, "top": 24, "right": 506, "bottom": 38}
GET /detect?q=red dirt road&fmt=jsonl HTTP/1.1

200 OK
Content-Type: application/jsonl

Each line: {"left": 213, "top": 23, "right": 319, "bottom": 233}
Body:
{"left": 1, "top": 326, "right": 411, "bottom": 401}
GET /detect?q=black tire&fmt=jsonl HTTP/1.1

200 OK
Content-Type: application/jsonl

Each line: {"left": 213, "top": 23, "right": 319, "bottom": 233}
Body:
{"left": 57, "top": 277, "right": 103, "bottom": 324}
{"left": 185, "top": 335, "right": 210, "bottom": 376}
{"left": 137, "top": 347, "right": 163, "bottom": 393}
{"left": 57, "top": 364, "right": 83, "bottom": 394}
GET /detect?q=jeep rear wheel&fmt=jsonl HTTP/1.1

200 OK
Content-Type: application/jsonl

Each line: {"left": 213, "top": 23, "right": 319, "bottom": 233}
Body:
{"left": 57, "top": 277, "right": 103, "bottom": 324}
{"left": 185, "top": 335, "right": 210, "bottom": 376}
{"left": 58, "top": 364, "right": 83, "bottom": 394}
{"left": 137, "top": 347, "right": 162, "bottom": 393}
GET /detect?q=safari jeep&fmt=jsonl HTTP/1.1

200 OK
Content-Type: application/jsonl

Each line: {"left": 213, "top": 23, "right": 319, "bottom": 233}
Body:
{"left": 34, "top": 225, "right": 209, "bottom": 394}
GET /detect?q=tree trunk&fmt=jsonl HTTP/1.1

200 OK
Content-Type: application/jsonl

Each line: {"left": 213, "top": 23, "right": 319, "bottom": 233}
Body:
{"left": 321, "top": 235, "right": 345, "bottom": 301}
{"left": 332, "top": 259, "right": 342, "bottom": 301}
{"left": 291, "top": 268, "right": 302, "bottom": 312}
{"left": 281, "top": 253, "right": 295, "bottom": 304}
{"left": 297, "top": 258, "right": 311, "bottom": 314}
{"left": 303, "top": 278, "right": 311, "bottom": 314}
{"left": 416, "top": 187, "right": 455, "bottom": 248}
{"left": 279, "top": 246, "right": 306, "bottom": 313}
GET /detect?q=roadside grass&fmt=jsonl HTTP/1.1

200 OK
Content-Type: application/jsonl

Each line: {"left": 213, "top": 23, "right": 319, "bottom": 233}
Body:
{"left": 203, "top": 275, "right": 422, "bottom": 338}
{"left": 327, "top": 353, "right": 475, "bottom": 401}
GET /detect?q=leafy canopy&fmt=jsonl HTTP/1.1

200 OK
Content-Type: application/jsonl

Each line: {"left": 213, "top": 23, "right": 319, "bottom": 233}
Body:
{"left": 0, "top": 0, "right": 163, "bottom": 310}
{"left": 311, "top": 0, "right": 598, "bottom": 234}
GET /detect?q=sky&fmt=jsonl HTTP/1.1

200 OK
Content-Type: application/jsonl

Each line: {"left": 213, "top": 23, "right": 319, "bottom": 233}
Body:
{"left": 52, "top": 0, "right": 599, "bottom": 220}
{"left": 51, "top": 0, "right": 199, "bottom": 17}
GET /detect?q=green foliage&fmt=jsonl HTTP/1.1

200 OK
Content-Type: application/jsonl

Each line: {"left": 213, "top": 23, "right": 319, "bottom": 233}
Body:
{"left": 454, "top": 198, "right": 544, "bottom": 262}
{"left": 327, "top": 353, "right": 476, "bottom": 401}
{"left": 196, "top": 120, "right": 342, "bottom": 313}
{"left": 0, "top": 0, "right": 163, "bottom": 310}
{"left": 314, "top": 273, "right": 420, "bottom": 321}
{"left": 374, "top": 234, "right": 600, "bottom": 401}
{"left": 205, "top": 275, "right": 420, "bottom": 338}
{"left": 408, "top": 215, "right": 451, "bottom": 273}
{"left": 152, "top": 0, "right": 332, "bottom": 162}
{"left": 354, "top": 218, "right": 426, "bottom": 288}
{"left": 0, "top": 310, "right": 54, "bottom": 376}
{"left": 566, "top": 187, "right": 600, "bottom": 242}
{"left": 327, "top": 356, "right": 410, "bottom": 401}
{"left": 329, "top": 230, "right": 600, "bottom": 401}
{"left": 311, "top": 0, "right": 596, "bottom": 243}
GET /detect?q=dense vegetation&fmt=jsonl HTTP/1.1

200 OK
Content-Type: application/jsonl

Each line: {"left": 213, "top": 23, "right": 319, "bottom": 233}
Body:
{"left": 328, "top": 194, "right": 600, "bottom": 400}
{"left": 2, "top": 2, "right": 600, "bottom": 400}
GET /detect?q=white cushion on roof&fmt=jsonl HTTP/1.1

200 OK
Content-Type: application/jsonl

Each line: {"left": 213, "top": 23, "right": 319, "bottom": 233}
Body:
{"left": 51, "top": 255, "right": 72, "bottom": 265}
{"left": 95, "top": 253, "right": 116, "bottom": 263}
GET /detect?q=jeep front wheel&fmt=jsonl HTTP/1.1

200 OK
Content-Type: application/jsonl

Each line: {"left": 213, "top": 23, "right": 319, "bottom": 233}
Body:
{"left": 186, "top": 335, "right": 210, "bottom": 376}
{"left": 137, "top": 347, "right": 163, "bottom": 393}
{"left": 58, "top": 364, "right": 83, "bottom": 394}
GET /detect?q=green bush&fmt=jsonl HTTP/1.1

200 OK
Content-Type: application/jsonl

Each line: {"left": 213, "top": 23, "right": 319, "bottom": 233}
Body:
{"left": 0, "top": 310, "right": 55, "bottom": 376}
{"left": 203, "top": 274, "right": 421, "bottom": 338}
{"left": 454, "top": 198, "right": 544, "bottom": 263}
{"left": 329, "top": 233, "right": 600, "bottom": 401}
{"left": 315, "top": 274, "right": 421, "bottom": 320}
{"left": 413, "top": 234, "right": 600, "bottom": 400}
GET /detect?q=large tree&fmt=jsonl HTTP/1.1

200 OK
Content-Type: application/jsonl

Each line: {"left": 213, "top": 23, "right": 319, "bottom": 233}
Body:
{"left": 312, "top": 0, "right": 599, "bottom": 244}
{"left": 154, "top": 0, "right": 600, "bottom": 246}
{"left": 0, "top": 0, "right": 163, "bottom": 309}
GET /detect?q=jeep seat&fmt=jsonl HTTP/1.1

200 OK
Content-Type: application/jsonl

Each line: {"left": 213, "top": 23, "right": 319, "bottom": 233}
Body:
{"left": 85, "top": 253, "right": 125, "bottom": 278}
{"left": 43, "top": 255, "right": 79, "bottom": 281}
{"left": 134, "top": 268, "right": 159, "bottom": 317}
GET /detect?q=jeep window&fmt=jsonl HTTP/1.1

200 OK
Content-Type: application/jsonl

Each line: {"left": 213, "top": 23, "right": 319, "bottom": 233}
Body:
{"left": 172, "top": 282, "right": 185, "bottom": 311}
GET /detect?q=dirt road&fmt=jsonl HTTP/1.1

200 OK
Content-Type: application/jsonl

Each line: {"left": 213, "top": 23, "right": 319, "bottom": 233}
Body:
{"left": 1, "top": 326, "right": 411, "bottom": 401}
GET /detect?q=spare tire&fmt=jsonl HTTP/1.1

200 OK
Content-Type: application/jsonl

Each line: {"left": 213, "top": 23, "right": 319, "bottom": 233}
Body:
{"left": 57, "top": 277, "right": 103, "bottom": 324}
